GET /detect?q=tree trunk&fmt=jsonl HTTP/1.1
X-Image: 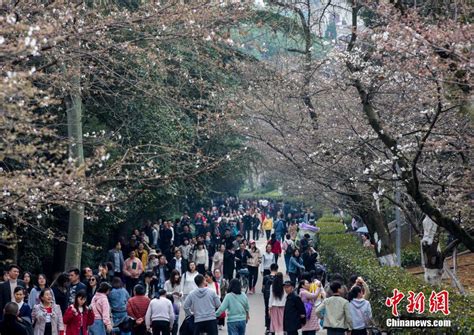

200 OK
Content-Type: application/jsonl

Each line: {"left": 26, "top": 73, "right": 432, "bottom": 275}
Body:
{"left": 421, "top": 216, "right": 444, "bottom": 286}
{"left": 359, "top": 207, "right": 397, "bottom": 266}
{"left": 64, "top": 70, "right": 85, "bottom": 270}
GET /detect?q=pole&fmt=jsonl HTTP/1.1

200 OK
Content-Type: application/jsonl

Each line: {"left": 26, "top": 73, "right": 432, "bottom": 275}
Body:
{"left": 395, "top": 163, "right": 401, "bottom": 267}
{"left": 395, "top": 186, "right": 401, "bottom": 266}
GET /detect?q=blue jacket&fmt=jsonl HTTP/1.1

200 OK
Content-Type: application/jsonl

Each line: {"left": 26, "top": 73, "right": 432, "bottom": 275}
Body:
{"left": 108, "top": 287, "right": 129, "bottom": 313}
{"left": 288, "top": 256, "right": 305, "bottom": 274}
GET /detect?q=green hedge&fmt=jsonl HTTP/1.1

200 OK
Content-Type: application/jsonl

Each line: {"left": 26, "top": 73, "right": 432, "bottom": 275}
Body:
{"left": 317, "top": 218, "right": 474, "bottom": 334}
{"left": 401, "top": 243, "right": 422, "bottom": 268}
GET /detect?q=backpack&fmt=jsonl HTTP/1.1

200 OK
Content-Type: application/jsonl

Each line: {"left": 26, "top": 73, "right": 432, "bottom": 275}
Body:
{"left": 285, "top": 241, "right": 294, "bottom": 255}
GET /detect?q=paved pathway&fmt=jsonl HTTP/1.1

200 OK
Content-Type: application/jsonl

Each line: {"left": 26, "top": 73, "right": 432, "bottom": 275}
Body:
{"left": 180, "top": 236, "right": 326, "bottom": 334}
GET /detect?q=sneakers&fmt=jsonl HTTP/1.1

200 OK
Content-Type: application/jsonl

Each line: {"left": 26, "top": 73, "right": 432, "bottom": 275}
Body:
{"left": 218, "top": 325, "right": 224, "bottom": 330}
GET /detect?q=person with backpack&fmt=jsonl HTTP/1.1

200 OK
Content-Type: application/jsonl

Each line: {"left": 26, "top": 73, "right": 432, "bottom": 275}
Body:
{"left": 348, "top": 286, "right": 372, "bottom": 335}
{"left": 261, "top": 263, "right": 278, "bottom": 334}
{"left": 283, "top": 281, "right": 306, "bottom": 335}
{"left": 315, "top": 281, "right": 352, "bottom": 335}
{"left": 282, "top": 234, "right": 295, "bottom": 274}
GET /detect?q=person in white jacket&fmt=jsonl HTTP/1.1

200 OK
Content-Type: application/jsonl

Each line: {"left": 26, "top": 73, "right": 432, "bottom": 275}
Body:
{"left": 145, "top": 289, "right": 175, "bottom": 335}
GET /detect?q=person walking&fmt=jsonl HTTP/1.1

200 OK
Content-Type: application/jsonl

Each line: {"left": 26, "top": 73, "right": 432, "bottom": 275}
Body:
{"left": 183, "top": 274, "right": 221, "bottom": 335}
{"left": 298, "top": 280, "right": 322, "bottom": 335}
{"left": 223, "top": 246, "right": 235, "bottom": 280}
{"left": 268, "top": 272, "right": 286, "bottom": 335}
{"left": 215, "top": 279, "right": 249, "bottom": 335}
{"left": 0, "top": 302, "right": 29, "bottom": 335}
{"left": 107, "top": 242, "right": 125, "bottom": 278}
{"left": 14, "top": 287, "right": 32, "bottom": 323}
{"left": 108, "top": 277, "right": 130, "bottom": 334}
{"left": 163, "top": 270, "right": 183, "bottom": 309}
{"left": 0, "top": 264, "right": 25, "bottom": 315}
{"left": 123, "top": 251, "right": 144, "bottom": 294}
{"left": 90, "top": 282, "right": 113, "bottom": 335}
{"left": 29, "top": 274, "right": 51, "bottom": 310}
{"left": 262, "top": 263, "right": 278, "bottom": 333}
{"left": 315, "top": 281, "right": 352, "bottom": 335}
{"left": 282, "top": 234, "right": 295, "bottom": 274}
{"left": 247, "top": 240, "right": 261, "bottom": 294}
{"left": 145, "top": 289, "right": 174, "bottom": 335}
{"left": 251, "top": 212, "right": 261, "bottom": 241}
{"left": 261, "top": 244, "right": 275, "bottom": 277}
{"left": 213, "top": 269, "right": 228, "bottom": 331}
{"left": 126, "top": 284, "right": 150, "bottom": 335}
{"left": 268, "top": 234, "right": 282, "bottom": 265}
{"left": 262, "top": 216, "right": 273, "bottom": 240}
{"left": 288, "top": 249, "right": 305, "bottom": 286}
{"left": 283, "top": 281, "right": 306, "bottom": 335}
{"left": 32, "top": 288, "right": 65, "bottom": 335}
{"left": 348, "top": 286, "right": 372, "bottom": 335}
{"left": 181, "top": 262, "right": 199, "bottom": 302}
{"left": 192, "top": 242, "right": 209, "bottom": 275}
{"left": 63, "top": 291, "right": 95, "bottom": 335}
{"left": 212, "top": 244, "right": 225, "bottom": 274}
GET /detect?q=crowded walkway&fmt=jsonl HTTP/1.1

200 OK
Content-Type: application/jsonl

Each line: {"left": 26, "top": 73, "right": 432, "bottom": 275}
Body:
{"left": 0, "top": 199, "right": 374, "bottom": 335}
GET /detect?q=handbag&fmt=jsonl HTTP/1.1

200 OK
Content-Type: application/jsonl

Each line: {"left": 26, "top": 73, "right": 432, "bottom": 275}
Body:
{"left": 304, "top": 301, "right": 313, "bottom": 320}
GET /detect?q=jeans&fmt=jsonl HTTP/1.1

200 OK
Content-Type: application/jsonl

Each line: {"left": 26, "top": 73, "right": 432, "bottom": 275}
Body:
{"left": 193, "top": 319, "right": 218, "bottom": 335}
{"left": 227, "top": 320, "right": 246, "bottom": 335}
{"left": 248, "top": 266, "right": 258, "bottom": 289}
{"left": 244, "top": 229, "right": 251, "bottom": 241}
{"left": 265, "top": 230, "right": 271, "bottom": 240}
{"left": 89, "top": 319, "right": 106, "bottom": 335}
{"left": 302, "top": 331, "right": 316, "bottom": 335}
{"left": 252, "top": 228, "right": 259, "bottom": 241}
{"left": 152, "top": 320, "right": 171, "bottom": 335}
{"left": 284, "top": 254, "right": 291, "bottom": 273}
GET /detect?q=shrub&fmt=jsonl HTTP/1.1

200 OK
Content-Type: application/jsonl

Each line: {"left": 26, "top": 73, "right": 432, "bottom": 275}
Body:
{"left": 317, "top": 218, "right": 474, "bottom": 334}
{"left": 401, "top": 243, "right": 422, "bottom": 268}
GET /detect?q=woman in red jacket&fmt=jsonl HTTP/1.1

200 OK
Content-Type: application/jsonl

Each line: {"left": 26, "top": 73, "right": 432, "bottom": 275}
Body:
{"left": 63, "top": 291, "right": 95, "bottom": 335}
{"left": 268, "top": 233, "right": 282, "bottom": 265}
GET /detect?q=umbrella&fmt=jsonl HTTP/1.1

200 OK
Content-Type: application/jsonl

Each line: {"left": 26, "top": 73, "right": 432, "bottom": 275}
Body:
{"left": 356, "top": 226, "right": 369, "bottom": 233}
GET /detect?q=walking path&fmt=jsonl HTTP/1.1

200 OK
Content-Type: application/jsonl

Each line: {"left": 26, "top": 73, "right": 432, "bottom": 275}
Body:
{"left": 182, "top": 236, "right": 327, "bottom": 334}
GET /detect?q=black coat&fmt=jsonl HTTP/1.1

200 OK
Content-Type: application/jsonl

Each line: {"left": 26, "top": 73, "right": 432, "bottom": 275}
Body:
{"left": 283, "top": 292, "right": 306, "bottom": 332}
{"left": 168, "top": 258, "right": 188, "bottom": 275}
{"left": 223, "top": 250, "right": 235, "bottom": 277}
{"left": 0, "top": 279, "right": 25, "bottom": 316}
{"left": 0, "top": 315, "right": 29, "bottom": 335}
{"left": 234, "top": 249, "right": 252, "bottom": 270}
{"left": 302, "top": 252, "right": 318, "bottom": 272}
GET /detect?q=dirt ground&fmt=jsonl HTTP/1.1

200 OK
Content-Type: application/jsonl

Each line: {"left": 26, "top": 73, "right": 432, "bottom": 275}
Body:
{"left": 407, "top": 252, "right": 474, "bottom": 294}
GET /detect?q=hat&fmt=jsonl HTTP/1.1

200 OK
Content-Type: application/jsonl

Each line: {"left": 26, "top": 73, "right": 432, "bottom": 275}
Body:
{"left": 249, "top": 239, "right": 256, "bottom": 244}
{"left": 148, "top": 250, "right": 158, "bottom": 258}
{"left": 283, "top": 280, "right": 294, "bottom": 287}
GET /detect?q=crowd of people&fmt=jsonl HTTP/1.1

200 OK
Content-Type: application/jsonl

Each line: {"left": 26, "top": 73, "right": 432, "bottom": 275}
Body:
{"left": 0, "top": 198, "right": 375, "bottom": 335}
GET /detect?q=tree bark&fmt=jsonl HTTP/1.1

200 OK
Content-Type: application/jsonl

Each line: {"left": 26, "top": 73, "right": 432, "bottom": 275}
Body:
{"left": 358, "top": 206, "right": 397, "bottom": 266}
{"left": 64, "top": 70, "right": 85, "bottom": 270}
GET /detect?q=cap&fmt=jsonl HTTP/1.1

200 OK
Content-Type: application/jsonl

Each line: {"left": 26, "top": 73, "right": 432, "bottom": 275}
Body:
{"left": 283, "top": 280, "right": 294, "bottom": 286}
{"left": 249, "top": 239, "right": 256, "bottom": 244}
